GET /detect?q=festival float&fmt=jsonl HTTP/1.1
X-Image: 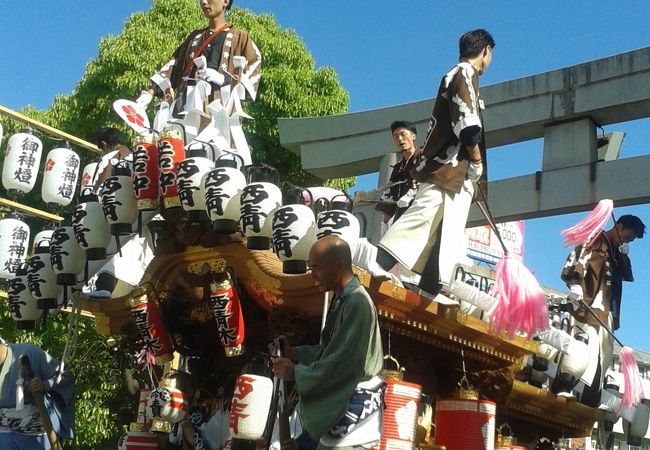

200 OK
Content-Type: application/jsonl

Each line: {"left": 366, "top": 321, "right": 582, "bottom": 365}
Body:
{"left": 0, "top": 48, "right": 647, "bottom": 450}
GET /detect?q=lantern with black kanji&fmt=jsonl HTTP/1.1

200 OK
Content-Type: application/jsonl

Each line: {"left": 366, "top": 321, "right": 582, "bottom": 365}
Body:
{"left": 80, "top": 162, "right": 99, "bottom": 190}
{"left": 229, "top": 374, "right": 274, "bottom": 440}
{"left": 100, "top": 162, "right": 137, "bottom": 239}
{"left": 2, "top": 129, "right": 43, "bottom": 197}
{"left": 129, "top": 287, "right": 173, "bottom": 364}
{"left": 177, "top": 144, "right": 214, "bottom": 221}
{"left": 26, "top": 242, "right": 63, "bottom": 310}
{"left": 41, "top": 142, "right": 80, "bottom": 207}
{"left": 146, "top": 377, "right": 188, "bottom": 428}
{"left": 50, "top": 220, "right": 86, "bottom": 286}
{"left": 272, "top": 205, "right": 317, "bottom": 274}
{"left": 132, "top": 136, "right": 159, "bottom": 211}
{"left": 0, "top": 214, "right": 30, "bottom": 279}
{"left": 72, "top": 189, "right": 111, "bottom": 260}
{"left": 209, "top": 270, "right": 245, "bottom": 356}
{"left": 7, "top": 265, "right": 42, "bottom": 330}
{"left": 157, "top": 126, "right": 185, "bottom": 209}
{"left": 31, "top": 229, "right": 53, "bottom": 253}
{"left": 240, "top": 181, "right": 282, "bottom": 250}
{"left": 316, "top": 210, "right": 361, "bottom": 249}
{"left": 204, "top": 154, "right": 247, "bottom": 234}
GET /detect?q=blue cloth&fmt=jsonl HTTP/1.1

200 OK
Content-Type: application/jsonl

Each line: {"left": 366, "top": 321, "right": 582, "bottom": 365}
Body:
{"left": 0, "top": 343, "right": 74, "bottom": 449}
{"left": 0, "top": 432, "right": 47, "bottom": 449}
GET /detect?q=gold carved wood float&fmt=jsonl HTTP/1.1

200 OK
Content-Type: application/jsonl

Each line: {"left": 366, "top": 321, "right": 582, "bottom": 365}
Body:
{"left": 77, "top": 241, "right": 599, "bottom": 438}
{"left": 80, "top": 242, "right": 535, "bottom": 369}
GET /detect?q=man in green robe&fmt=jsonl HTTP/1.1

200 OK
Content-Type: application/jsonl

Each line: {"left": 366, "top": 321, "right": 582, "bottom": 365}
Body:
{"left": 272, "top": 236, "right": 384, "bottom": 449}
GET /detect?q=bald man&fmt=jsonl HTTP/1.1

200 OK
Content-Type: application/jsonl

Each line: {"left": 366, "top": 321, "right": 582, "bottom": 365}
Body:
{"left": 272, "top": 236, "right": 384, "bottom": 450}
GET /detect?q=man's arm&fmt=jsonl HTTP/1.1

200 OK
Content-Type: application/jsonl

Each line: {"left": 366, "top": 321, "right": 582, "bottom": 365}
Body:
{"left": 293, "top": 293, "right": 373, "bottom": 397}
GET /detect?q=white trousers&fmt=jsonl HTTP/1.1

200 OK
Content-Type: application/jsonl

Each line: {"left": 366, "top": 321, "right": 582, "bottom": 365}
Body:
{"left": 378, "top": 179, "right": 474, "bottom": 286}
{"left": 576, "top": 315, "right": 614, "bottom": 387}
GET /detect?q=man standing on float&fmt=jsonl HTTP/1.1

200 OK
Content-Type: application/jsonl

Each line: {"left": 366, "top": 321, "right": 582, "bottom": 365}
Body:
{"left": 376, "top": 29, "right": 494, "bottom": 296}
{"left": 138, "top": 0, "right": 261, "bottom": 112}
{"left": 561, "top": 214, "right": 645, "bottom": 406}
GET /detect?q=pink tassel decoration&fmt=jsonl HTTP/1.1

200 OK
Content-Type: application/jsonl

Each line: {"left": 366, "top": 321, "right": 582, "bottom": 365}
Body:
{"left": 620, "top": 346, "right": 645, "bottom": 408}
{"left": 489, "top": 254, "right": 548, "bottom": 339}
{"left": 561, "top": 199, "right": 613, "bottom": 248}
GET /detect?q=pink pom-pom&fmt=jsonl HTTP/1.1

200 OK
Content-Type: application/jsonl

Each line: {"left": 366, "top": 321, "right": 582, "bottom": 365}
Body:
{"left": 561, "top": 199, "right": 613, "bottom": 248}
{"left": 489, "top": 254, "right": 548, "bottom": 339}
{"left": 620, "top": 346, "right": 645, "bottom": 408}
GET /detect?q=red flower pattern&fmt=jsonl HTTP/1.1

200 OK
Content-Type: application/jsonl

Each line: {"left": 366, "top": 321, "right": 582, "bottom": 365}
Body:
{"left": 122, "top": 105, "right": 145, "bottom": 128}
{"left": 45, "top": 158, "right": 55, "bottom": 172}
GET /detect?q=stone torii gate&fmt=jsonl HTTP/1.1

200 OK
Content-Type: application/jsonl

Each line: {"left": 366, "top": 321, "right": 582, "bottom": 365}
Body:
{"left": 278, "top": 47, "right": 650, "bottom": 243}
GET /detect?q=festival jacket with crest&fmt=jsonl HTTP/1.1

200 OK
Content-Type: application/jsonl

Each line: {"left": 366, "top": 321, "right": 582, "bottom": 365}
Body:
{"left": 156, "top": 26, "right": 262, "bottom": 107}
{"left": 410, "top": 61, "right": 488, "bottom": 196}
{"left": 561, "top": 232, "right": 632, "bottom": 330}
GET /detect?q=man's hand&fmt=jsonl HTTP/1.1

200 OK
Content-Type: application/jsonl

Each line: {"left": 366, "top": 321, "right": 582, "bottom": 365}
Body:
{"left": 466, "top": 161, "right": 483, "bottom": 182}
{"left": 26, "top": 377, "right": 49, "bottom": 394}
{"left": 272, "top": 357, "right": 295, "bottom": 381}
{"left": 396, "top": 191, "right": 414, "bottom": 208}
{"left": 268, "top": 335, "right": 296, "bottom": 360}
{"left": 135, "top": 90, "right": 153, "bottom": 108}
{"left": 196, "top": 68, "right": 225, "bottom": 86}
{"left": 280, "top": 439, "right": 299, "bottom": 450}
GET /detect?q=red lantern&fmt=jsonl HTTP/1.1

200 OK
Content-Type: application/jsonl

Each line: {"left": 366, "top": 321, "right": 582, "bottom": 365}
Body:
{"left": 129, "top": 287, "right": 173, "bottom": 364}
{"left": 435, "top": 394, "right": 496, "bottom": 450}
{"left": 379, "top": 379, "right": 421, "bottom": 450}
{"left": 157, "top": 127, "right": 185, "bottom": 209}
{"left": 133, "top": 138, "right": 160, "bottom": 211}
{"left": 209, "top": 271, "right": 245, "bottom": 356}
{"left": 122, "top": 431, "right": 159, "bottom": 449}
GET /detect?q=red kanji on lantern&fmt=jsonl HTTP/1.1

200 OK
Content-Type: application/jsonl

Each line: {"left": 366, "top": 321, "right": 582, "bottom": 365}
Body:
{"left": 45, "top": 159, "right": 55, "bottom": 172}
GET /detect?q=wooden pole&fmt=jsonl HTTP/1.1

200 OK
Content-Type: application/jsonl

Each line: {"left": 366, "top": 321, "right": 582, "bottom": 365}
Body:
{"left": 20, "top": 355, "right": 64, "bottom": 450}
{"left": 0, "top": 198, "right": 63, "bottom": 222}
{"left": 0, "top": 104, "right": 101, "bottom": 154}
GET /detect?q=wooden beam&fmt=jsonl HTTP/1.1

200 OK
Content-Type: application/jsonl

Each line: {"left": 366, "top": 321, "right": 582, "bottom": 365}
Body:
{"left": 0, "top": 198, "right": 63, "bottom": 222}
{"left": 0, "top": 105, "right": 101, "bottom": 154}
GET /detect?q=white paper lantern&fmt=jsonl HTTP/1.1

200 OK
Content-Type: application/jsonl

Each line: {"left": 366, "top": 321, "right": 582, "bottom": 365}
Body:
{"left": 7, "top": 266, "right": 42, "bottom": 330}
{"left": 41, "top": 144, "right": 80, "bottom": 207}
{"left": 146, "top": 385, "right": 188, "bottom": 424}
{"left": 0, "top": 216, "right": 30, "bottom": 279}
{"left": 26, "top": 246, "right": 63, "bottom": 310}
{"left": 177, "top": 146, "right": 214, "bottom": 221}
{"left": 240, "top": 182, "right": 282, "bottom": 250}
{"left": 31, "top": 229, "right": 54, "bottom": 254}
{"left": 272, "top": 205, "right": 317, "bottom": 274}
{"left": 204, "top": 166, "right": 247, "bottom": 233}
{"left": 50, "top": 223, "right": 85, "bottom": 286}
{"left": 316, "top": 210, "right": 361, "bottom": 249}
{"left": 558, "top": 338, "right": 589, "bottom": 379}
{"left": 72, "top": 190, "right": 111, "bottom": 260}
{"left": 2, "top": 129, "right": 43, "bottom": 196}
{"left": 80, "top": 162, "right": 99, "bottom": 189}
{"left": 229, "top": 374, "right": 273, "bottom": 440}
{"left": 100, "top": 164, "right": 137, "bottom": 236}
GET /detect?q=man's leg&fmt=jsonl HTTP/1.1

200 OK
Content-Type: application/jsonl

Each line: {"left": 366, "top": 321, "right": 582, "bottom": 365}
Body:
{"left": 377, "top": 183, "right": 444, "bottom": 272}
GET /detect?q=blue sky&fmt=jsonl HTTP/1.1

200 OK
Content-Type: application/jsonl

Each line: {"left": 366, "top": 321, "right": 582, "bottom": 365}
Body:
{"left": 1, "top": 1, "right": 649, "bottom": 349}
